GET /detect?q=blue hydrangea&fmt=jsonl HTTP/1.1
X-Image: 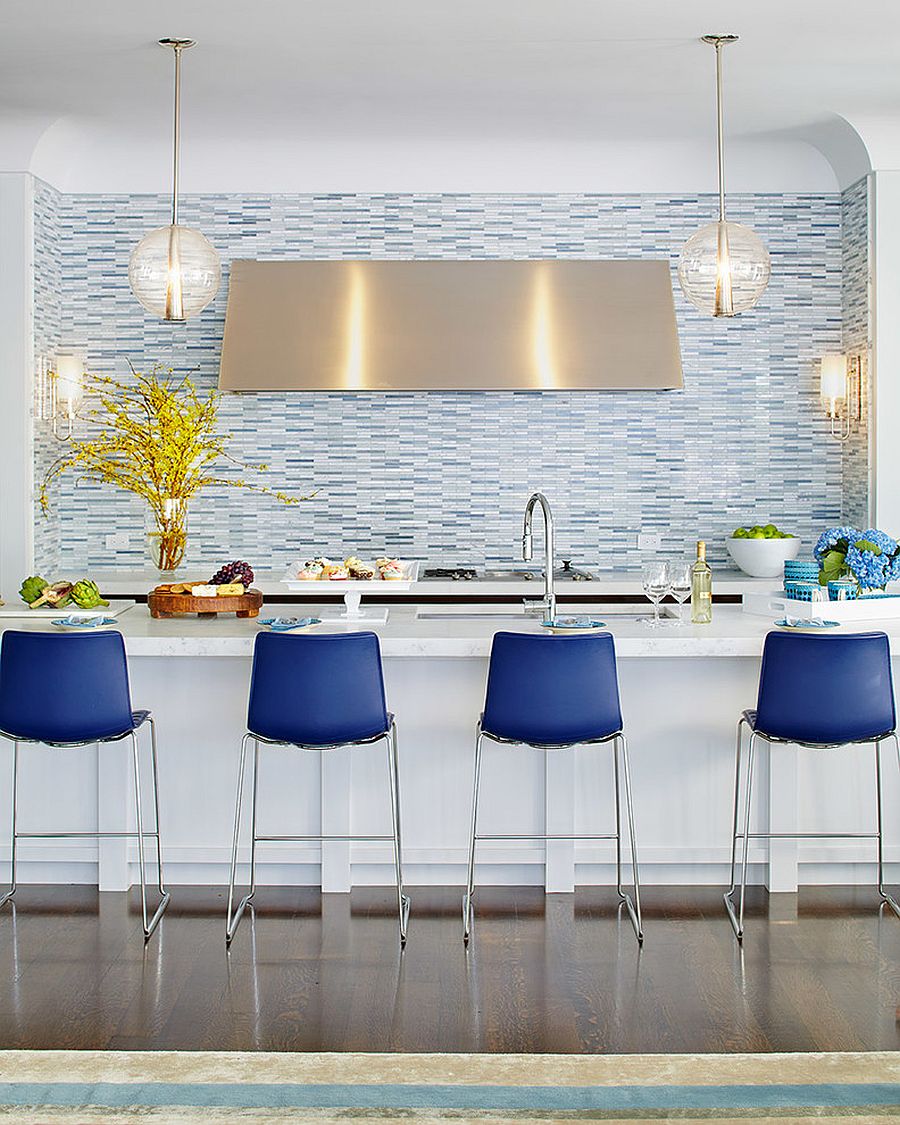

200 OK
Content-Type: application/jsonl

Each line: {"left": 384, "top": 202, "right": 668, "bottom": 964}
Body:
{"left": 845, "top": 529, "right": 900, "bottom": 590}
{"left": 814, "top": 526, "right": 860, "bottom": 564}
{"left": 859, "top": 528, "right": 899, "bottom": 555}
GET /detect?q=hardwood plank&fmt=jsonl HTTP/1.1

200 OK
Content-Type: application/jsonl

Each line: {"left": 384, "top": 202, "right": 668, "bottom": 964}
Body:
{"left": 0, "top": 885, "right": 895, "bottom": 1053}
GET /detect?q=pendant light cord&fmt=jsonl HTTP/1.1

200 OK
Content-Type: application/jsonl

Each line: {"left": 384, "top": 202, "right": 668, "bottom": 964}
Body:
{"left": 702, "top": 35, "right": 737, "bottom": 223}
{"left": 158, "top": 39, "right": 195, "bottom": 228}
{"left": 714, "top": 40, "right": 726, "bottom": 223}
{"left": 171, "top": 43, "right": 182, "bottom": 227}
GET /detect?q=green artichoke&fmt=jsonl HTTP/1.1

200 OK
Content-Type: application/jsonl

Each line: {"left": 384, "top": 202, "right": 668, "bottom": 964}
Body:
{"left": 19, "top": 575, "right": 47, "bottom": 605}
{"left": 71, "top": 579, "right": 109, "bottom": 609}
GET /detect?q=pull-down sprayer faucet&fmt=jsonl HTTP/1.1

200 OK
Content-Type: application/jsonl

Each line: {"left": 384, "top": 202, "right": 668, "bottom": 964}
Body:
{"left": 522, "top": 492, "right": 556, "bottom": 621}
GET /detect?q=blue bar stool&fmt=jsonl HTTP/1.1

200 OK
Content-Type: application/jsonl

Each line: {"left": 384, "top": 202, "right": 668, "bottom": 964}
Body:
{"left": 463, "top": 631, "right": 642, "bottom": 943}
{"left": 0, "top": 630, "right": 169, "bottom": 940}
{"left": 725, "top": 630, "right": 900, "bottom": 940}
{"left": 226, "top": 631, "right": 410, "bottom": 945}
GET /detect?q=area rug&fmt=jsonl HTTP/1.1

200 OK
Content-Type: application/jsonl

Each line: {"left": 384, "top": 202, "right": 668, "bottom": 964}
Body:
{"left": 0, "top": 1050, "right": 895, "bottom": 1123}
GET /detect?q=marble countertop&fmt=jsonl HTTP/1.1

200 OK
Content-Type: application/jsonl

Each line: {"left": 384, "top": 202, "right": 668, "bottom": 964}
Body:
{"left": 3, "top": 601, "right": 893, "bottom": 660}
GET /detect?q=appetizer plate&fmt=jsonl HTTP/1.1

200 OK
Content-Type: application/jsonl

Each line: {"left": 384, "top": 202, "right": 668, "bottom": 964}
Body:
{"left": 258, "top": 616, "right": 322, "bottom": 632}
{"left": 281, "top": 559, "right": 420, "bottom": 592}
{"left": 52, "top": 614, "right": 118, "bottom": 630}
{"left": 775, "top": 618, "right": 840, "bottom": 631}
{"left": 541, "top": 616, "right": 607, "bottom": 632}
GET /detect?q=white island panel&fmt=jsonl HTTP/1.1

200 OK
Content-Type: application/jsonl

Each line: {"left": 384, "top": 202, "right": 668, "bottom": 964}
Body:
{"left": 0, "top": 605, "right": 897, "bottom": 895}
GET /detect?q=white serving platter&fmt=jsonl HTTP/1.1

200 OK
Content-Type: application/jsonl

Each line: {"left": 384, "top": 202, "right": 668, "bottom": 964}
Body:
{"left": 0, "top": 599, "right": 136, "bottom": 619}
{"left": 281, "top": 559, "right": 420, "bottom": 593}
{"left": 743, "top": 588, "right": 900, "bottom": 623}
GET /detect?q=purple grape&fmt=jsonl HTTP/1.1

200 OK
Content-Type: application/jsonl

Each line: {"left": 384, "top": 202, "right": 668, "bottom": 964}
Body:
{"left": 210, "top": 560, "right": 255, "bottom": 585}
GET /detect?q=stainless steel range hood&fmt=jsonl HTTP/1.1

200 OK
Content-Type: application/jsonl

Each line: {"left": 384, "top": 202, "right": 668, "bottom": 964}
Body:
{"left": 218, "top": 259, "right": 683, "bottom": 392}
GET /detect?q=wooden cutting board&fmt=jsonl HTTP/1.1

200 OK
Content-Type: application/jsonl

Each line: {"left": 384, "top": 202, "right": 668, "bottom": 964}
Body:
{"left": 147, "top": 588, "right": 263, "bottom": 619}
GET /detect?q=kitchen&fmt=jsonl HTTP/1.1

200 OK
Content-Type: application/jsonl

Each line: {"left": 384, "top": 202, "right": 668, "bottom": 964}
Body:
{"left": 0, "top": 1, "right": 899, "bottom": 1101}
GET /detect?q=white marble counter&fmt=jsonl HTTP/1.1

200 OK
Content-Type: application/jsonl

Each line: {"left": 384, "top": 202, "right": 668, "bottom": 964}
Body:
{"left": 2, "top": 601, "right": 898, "bottom": 900}
{"left": 0, "top": 602, "right": 821, "bottom": 658}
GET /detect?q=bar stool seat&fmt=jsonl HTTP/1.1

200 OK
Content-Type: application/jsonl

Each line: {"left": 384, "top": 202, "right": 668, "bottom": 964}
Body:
{"left": 226, "top": 631, "right": 410, "bottom": 945}
{"left": 463, "top": 631, "right": 642, "bottom": 943}
{"left": 725, "top": 630, "right": 900, "bottom": 939}
{"left": 0, "top": 630, "right": 169, "bottom": 940}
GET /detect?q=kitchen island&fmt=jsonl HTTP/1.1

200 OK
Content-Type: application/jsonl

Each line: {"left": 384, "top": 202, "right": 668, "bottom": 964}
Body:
{"left": 1, "top": 602, "right": 897, "bottom": 900}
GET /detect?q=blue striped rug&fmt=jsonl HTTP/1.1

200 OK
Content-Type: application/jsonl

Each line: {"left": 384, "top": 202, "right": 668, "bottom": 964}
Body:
{"left": 0, "top": 1049, "right": 894, "bottom": 1122}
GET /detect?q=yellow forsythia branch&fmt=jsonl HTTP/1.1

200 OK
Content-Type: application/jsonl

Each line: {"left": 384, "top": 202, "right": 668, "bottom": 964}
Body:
{"left": 39, "top": 365, "right": 315, "bottom": 518}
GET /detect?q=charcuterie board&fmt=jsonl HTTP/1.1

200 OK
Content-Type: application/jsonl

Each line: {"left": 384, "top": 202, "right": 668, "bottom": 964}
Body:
{"left": 147, "top": 588, "right": 263, "bottom": 619}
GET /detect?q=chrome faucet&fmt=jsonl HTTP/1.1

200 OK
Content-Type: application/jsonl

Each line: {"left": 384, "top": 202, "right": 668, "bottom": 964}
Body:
{"left": 522, "top": 491, "right": 556, "bottom": 621}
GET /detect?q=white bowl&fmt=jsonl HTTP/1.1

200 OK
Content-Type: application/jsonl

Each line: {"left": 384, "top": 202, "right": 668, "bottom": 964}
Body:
{"left": 726, "top": 536, "right": 802, "bottom": 578}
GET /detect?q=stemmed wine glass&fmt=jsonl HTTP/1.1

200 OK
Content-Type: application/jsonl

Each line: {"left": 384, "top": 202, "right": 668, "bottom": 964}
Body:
{"left": 669, "top": 561, "right": 692, "bottom": 624}
{"left": 642, "top": 561, "right": 671, "bottom": 628}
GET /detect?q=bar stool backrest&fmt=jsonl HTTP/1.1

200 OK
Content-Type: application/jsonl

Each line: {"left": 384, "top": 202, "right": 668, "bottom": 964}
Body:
{"left": 248, "top": 631, "right": 389, "bottom": 745}
{"left": 0, "top": 630, "right": 134, "bottom": 743}
{"left": 482, "top": 631, "right": 623, "bottom": 745}
{"left": 755, "top": 630, "right": 895, "bottom": 745}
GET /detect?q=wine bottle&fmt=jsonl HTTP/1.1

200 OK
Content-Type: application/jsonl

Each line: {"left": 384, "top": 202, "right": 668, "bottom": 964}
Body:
{"left": 691, "top": 540, "right": 713, "bottom": 624}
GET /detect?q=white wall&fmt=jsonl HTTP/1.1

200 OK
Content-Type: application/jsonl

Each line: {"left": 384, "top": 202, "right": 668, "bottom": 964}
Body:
{"left": 0, "top": 174, "right": 34, "bottom": 591}
{"left": 872, "top": 171, "right": 900, "bottom": 532}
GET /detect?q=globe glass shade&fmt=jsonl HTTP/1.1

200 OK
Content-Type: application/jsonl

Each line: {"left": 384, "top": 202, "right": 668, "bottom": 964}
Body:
{"left": 677, "top": 220, "right": 770, "bottom": 317}
{"left": 128, "top": 224, "right": 221, "bottom": 321}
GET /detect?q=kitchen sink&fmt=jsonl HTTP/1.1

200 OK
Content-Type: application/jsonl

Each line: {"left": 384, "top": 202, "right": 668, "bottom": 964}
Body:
{"left": 416, "top": 612, "right": 542, "bottom": 621}
{"left": 415, "top": 605, "right": 662, "bottom": 621}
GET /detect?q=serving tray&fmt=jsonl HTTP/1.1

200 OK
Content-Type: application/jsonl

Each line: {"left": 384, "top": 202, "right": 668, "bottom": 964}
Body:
{"left": 0, "top": 599, "right": 135, "bottom": 618}
{"left": 148, "top": 588, "right": 263, "bottom": 619}
{"left": 281, "top": 559, "right": 419, "bottom": 592}
{"left": 743, "top": 588, "right": 900, "bottom": 622}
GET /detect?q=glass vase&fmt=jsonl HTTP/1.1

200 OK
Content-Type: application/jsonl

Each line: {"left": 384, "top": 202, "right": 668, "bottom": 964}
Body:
{"left": 146, "top": 498, "right": 188, "bottom": 574}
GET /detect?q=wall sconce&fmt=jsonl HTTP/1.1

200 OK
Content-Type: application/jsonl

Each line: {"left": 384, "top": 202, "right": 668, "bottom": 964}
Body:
{"left": 820, "top": 353, "right": 862, "bottom": 441}
{"left": 37, "top": 351, "right": 85, "bottom": 440}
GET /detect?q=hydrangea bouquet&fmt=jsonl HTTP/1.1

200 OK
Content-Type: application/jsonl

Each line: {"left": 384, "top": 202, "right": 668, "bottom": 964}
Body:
{"left": 815, "top": 526, "right": 900, "bottom": 591}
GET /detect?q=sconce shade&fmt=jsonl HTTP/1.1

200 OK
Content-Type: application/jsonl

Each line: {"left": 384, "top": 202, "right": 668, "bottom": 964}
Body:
{"left": 820, "top": 353, "right": 847, "bottom": 407}
{"left": 678, "top": 220, "right": 771, "bottom": 316}
{"left": 54, "top": 352, "right": 84, "bottom": 407}
{"left": 128, "top": 224, "right": 221, "bottom": 321}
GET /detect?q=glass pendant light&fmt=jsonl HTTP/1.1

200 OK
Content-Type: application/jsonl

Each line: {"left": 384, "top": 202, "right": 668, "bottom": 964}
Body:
{"left": 129, "top": 39, "right": 221, "bottom": 321}
{"left": 678, "top": 35, "right": 770, "bottom": 317}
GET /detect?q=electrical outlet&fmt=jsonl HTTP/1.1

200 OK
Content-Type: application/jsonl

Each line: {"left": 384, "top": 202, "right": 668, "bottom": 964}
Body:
{"left": 105, "top": 533, "right": 130, "bottom": 551}
{"left": 637, "top": 531, "right": 662, "bottom": 551}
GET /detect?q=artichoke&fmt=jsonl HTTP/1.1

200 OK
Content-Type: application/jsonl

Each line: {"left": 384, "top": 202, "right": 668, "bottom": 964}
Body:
{"left": 71, "top": 579, "right": 109, "bottom": 609}
{"left": 19, "top": 575, "right": 47, "bottom": 605}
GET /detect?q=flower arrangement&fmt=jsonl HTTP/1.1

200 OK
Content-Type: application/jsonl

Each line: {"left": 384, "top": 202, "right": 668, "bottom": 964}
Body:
{"left": 40, "top": 365, "right": 312, "bottom": 571}
{"left": 814, "top": 526, "right": 900, "bottom": 591}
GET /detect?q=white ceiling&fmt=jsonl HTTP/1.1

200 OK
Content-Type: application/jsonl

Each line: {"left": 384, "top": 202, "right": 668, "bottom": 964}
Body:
{"left": 1, "top": 0, "right": 897, "bottom": 193}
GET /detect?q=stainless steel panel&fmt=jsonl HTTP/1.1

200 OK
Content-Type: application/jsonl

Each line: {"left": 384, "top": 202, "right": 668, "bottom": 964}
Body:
{"left": 219, "top": 259, "right": 683, "bottom": 392}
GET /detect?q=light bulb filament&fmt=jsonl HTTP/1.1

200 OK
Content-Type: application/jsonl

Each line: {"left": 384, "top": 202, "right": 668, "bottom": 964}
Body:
{"left": 165, "top": 226, "right": 185, "bottom": 321}
{"left": 714, "top": 220, "right": 734, "bottom": 317}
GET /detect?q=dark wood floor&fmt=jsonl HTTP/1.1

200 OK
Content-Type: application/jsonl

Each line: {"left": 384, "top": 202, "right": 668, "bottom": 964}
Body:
{"left": 0, "top": 885, "right": 898, "bottom": 1054}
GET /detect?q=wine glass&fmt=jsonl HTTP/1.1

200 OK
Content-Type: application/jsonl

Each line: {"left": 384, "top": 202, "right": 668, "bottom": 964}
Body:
{"left": 669, "top": 562, "right": 692, "bottom": 624}
{"left": 642, "top": 561, "right": 671, "bottom": 628}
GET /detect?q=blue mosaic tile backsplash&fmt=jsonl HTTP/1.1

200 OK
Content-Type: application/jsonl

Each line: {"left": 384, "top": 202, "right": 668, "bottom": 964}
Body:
{"left": 32, "top": 183, "right": 867, "bottom": 573}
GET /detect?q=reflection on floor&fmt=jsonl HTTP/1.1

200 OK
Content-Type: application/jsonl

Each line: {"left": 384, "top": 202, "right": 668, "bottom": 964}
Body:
{"left": 0, "top": 885, "right": 897, "bottom": 1053}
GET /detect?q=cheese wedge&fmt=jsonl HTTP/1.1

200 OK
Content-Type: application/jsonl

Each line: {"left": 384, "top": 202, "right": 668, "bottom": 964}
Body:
{"left": 191, "top": 584, "right": 219, "bottom": 598}
{"left": 216, "top": 583, "right": 245, "bottom": 597}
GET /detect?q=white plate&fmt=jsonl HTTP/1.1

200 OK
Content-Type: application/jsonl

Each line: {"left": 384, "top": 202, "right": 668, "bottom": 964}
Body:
{"left": 281, "top": 559, "right": 419, "bottom": 592}
{"left": 258, "top": 616, "right": 322, "bottom": 632}
{"left": 52, "top": 614, "right": 119, "bottom": 630}
{"left": 541, "top": 617, "right": 607, "bottom": 632}
{"left": 775, "top": 618, "right": 840, "bottom": 631}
